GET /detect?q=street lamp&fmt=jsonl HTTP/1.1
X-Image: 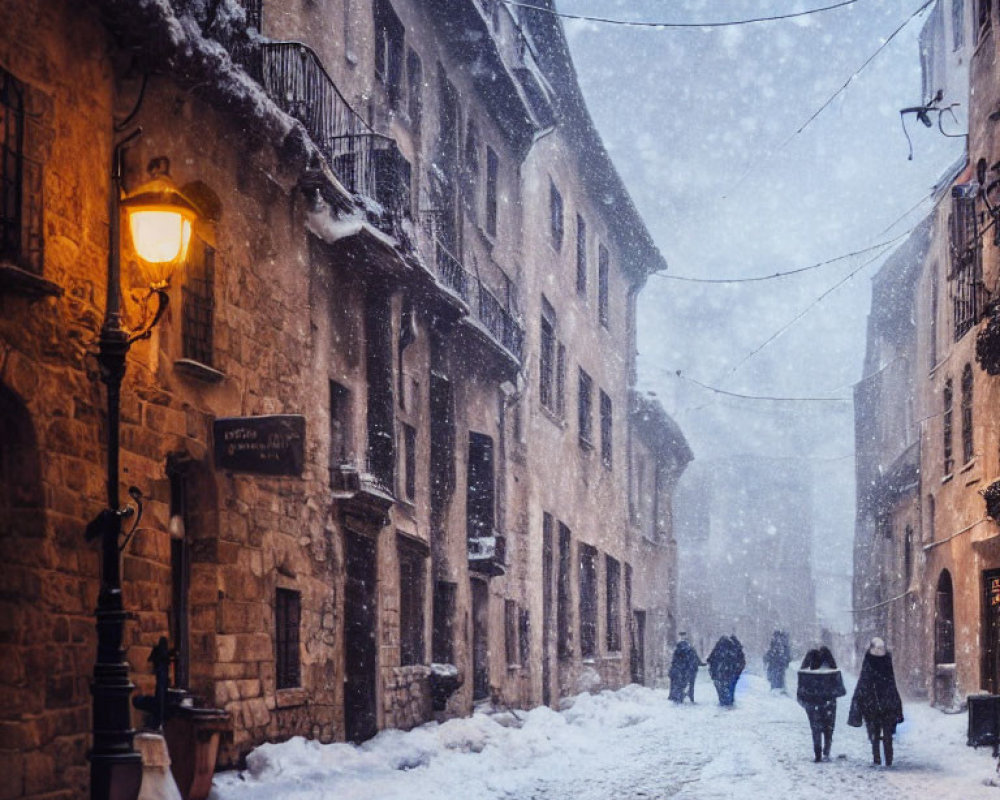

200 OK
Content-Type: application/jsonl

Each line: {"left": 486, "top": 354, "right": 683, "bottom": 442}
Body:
{"left": 86, "top": 139, "right": 198, "bottom": 800}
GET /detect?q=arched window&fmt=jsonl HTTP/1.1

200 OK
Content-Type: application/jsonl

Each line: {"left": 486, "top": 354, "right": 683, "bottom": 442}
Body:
{"left": 935, "top": 570, "right": 955, "bottom": 664}
{"left": 961, "top": 363, "right": 974, "bottom": 464}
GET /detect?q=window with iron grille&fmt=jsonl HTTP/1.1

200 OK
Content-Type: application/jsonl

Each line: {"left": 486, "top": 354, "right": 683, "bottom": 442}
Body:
{"left": 557, "top": 522, "right": 572, "bottom": 658}
{"left": 463, "top": 120, "right": 480, "bottom": 219}
{"left": 466, "top": 432, "right": 494, "bottom": 539}
{"left": 950, "top": 186, "right": 985, "bottom": 339}
{"left": 550, "top": 180, "right": 563, "bottom": 250}
{"left": 328, "top": 381, "right": 351, "bottom": 487}
{"left": 961, "top": 363, "right": 974, "bottom": 464}
{"left": 182, "top": 243, "right": 215, "bottom": 365}
{"left": 406, "top": 49, "right": 423, "bottom": 135}
{"left": 399, "top": 538, "right": 426, "bottom": 666}
{"left": 374, "top": 0, "right": 405, "bottom": 108}
{"left": 539, "top": 299, "right": 555, "bottom": 411}
{"left": 485, "top": 147, "right": 498, "bottom": 237}
{"left": 600, "top": 390, "right": 612, "bottom": 467}
{"left": 598, "top": 244, "right": 610, "bottom": 328}
{"left": 578, "top": 368, "right": 593, "bottom": 448}
{"left": 555, "top": 343, "right": 566, "bottom": 418}
{"left": 1, "top": 66, "right": 43, "bottom": 275}
{"left": 606, "top": 555, "right": 621, "bottom": 652}
{"left": 576, "top": 215, "right": 587, "bottom": 294}
{"left": 505, "top": 599, "right": 518, "bottom": 666}
{"left": 943, "top": 378, "right": 954, "bottom": 475}
{"left": 579, "top": 544, "right": 598, "bottom": 658}
{"left": 275, "top": 588, "right": 301, "bottom": 689}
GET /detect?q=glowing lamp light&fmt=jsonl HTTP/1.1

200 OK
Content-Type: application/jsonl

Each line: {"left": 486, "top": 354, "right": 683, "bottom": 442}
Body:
{"left": 121, "top": 159, "right": 199, "bottom": 287}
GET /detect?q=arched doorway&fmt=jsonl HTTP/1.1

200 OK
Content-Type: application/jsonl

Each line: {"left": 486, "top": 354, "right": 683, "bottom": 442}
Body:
{"left": 935, "top": 570, "right": 955, "bottom": 664}
{"left": 933, "top": 569, "right": 959, "bottom": 709}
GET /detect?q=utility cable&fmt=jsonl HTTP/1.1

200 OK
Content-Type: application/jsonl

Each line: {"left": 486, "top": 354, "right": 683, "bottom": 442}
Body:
{"left": 652, "top": 230, "right": 911, "bottom": 284}
{"left": 664, "top": 368, "right": 849, "bottom": 402}
{"left": 501, "top": 0, "right": 858, "bottom": 28}
{"left": 723, "top": 236, "right": 904, "bottom": 377}
{"left": 721, "top": 0, "right": 935, "bottom": 201}
{"left": 780, "top": 0, "right": 936, "bottom": 146}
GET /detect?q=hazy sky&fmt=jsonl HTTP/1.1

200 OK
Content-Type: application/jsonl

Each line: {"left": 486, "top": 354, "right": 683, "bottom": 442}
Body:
{"left": 561, "top": 0, "right": 964, "bottom": 628}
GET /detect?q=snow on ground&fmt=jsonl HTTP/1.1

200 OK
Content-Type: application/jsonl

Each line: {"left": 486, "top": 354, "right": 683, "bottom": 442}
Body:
{"left": 210, "top": 670, "right": 1000, "bottom": 800}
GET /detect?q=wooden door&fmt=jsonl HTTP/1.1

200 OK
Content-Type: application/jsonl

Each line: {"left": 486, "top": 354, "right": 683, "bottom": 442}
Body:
{"left": 983, "top": 570, "right": 1000, "bottom": 693}
{"left": 344, "top": 532, "right": 378, "bottom": 742}
{"left": 472, "top": 579, "right": 489, "bottom": 701}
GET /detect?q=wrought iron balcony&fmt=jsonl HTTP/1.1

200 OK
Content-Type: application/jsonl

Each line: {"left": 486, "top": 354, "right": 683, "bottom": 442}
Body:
{"left": 478, "top": 283, "right": 523, "bottom": 362}
{"left": 245, "top": 40, "right": 411, "bottom": 240}
{"left": 419, "top": 210, "right": 469, "bottom": 301}
{"left": 418, "top": 210, "right": 523, "bottom": 363}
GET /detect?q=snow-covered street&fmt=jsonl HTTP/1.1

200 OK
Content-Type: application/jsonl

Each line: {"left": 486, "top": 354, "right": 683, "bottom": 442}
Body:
{"left": 210, "top": 670, "right": 999, "bottom": 800}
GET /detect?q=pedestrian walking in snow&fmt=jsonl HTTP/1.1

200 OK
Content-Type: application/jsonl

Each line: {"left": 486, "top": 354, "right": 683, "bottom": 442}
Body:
{"left": 848, "top": 637, "right": 904, "bottom": 766}
{"left": 707, "top": 635, "right": 745, "bottom": 706}
{"left": 668, "top": 632, "right": 703, "bottom": 703}
{"left": 796, "top": 646, "right": 846, "bottom": 762}
{"left": 764, "top": 629, "right": 792, "bottom": 691}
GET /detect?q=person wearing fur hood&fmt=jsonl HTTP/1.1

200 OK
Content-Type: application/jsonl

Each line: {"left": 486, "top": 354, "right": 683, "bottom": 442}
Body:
{"left": 848, "top": 637, "right": 904, "bottom": 766}
{"left": 796, "top": 646, "right": 846, "bottom": 762}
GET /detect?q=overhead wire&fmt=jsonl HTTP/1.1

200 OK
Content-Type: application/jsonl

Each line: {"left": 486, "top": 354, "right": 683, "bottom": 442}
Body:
{"left": 664, "top": 368, "right": 849, "bottom": 402}
{"left": 651, "top": 230, "right": 912, "bottom": 284}
{"left": 722, "top": 233, "right": 909, "bottom": 377}
{"left": 500, "top": 0, "right": 858, "bottom": 28}
{"left": 721, "top": 0, "right": 936, "bottom": 201}
{"left": 780, "top": 0, "right": 937, "bottom": 146}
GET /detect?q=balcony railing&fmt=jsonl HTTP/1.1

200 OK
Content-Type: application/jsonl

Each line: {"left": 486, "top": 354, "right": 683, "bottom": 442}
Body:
{"left": 245, "top": 41, "right": 411, "bottom": 239}
{"left": 420, "top": 210, "right": 468, "bottom": 300}
{"left": 479, "top": 283, "right": 524, "bottom": 362}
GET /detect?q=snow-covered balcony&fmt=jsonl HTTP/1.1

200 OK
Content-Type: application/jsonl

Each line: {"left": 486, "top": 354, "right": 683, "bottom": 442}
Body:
{"left": 467, "top": 532, "right": 506, "bottom": 577}
{"left": 330, "top": 463, "right": 394, "bottom": 525}
{"left": 249, "top": 40, "right": 413, "bottom": 244}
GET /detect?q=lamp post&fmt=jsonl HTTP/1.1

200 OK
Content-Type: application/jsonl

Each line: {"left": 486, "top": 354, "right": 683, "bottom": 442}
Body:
{"left": 87, "top": 138, "right": 198, "bottom": 800}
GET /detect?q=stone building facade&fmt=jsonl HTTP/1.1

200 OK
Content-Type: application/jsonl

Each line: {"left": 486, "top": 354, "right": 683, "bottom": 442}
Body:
{"left": 853, "top": 0, "right": 1000, "bottom": 708}
{"left": 853, "top": 217, "right": 933, "bottom": 698}
{"left": 0, "top": 1, "right": 689, "bottom": 799}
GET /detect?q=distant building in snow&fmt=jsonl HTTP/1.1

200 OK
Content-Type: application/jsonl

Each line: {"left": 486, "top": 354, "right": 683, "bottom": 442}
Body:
{"left": 674, "top": 455, "right": 817, "bottom": 663}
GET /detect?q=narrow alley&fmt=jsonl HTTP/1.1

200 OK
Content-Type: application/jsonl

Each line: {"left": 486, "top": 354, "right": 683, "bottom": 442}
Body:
{"left": 211, "top": 670, "right": 997, "bottom": 800}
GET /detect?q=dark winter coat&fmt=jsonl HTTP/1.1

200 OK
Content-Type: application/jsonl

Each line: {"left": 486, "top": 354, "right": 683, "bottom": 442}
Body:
{"left": 707, "top": 636, "right": 745, "bottom": 683}
{"left": 847, "top": 652, "right": 904, "bottom": 732}
{"left": 764, "top": 632, "right": 792, "bottom": 688}
{"left": 797, "top": 665, "right": 846, "bottom": 732}
{"left": 668, "top": 640, "right": 701, "bottom": 700}
{"left": 669, "top": 641, "right": 700, "bottom": 684}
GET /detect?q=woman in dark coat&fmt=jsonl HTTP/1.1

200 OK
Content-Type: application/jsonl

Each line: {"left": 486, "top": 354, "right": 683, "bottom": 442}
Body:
{"left": 848, "top": 637, "right": 904, "bottom": 766}
{"left": 797, "top": 646, "right": 846, "bottom": 762}
{"left": 707, "top": 635, "right": 745, "bottom": 706}
{"left": 668, "top": 633, "right": 702, "bottom": 703}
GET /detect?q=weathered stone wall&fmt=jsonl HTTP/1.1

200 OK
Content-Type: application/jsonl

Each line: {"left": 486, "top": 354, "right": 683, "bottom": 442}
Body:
{"left": 382, "top": 666, "right": 432, "bottom": 731}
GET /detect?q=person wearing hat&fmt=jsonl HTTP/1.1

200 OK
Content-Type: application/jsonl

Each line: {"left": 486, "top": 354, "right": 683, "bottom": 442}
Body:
{"left": 848, "top": 637, "right": 904, "bottom": 766}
